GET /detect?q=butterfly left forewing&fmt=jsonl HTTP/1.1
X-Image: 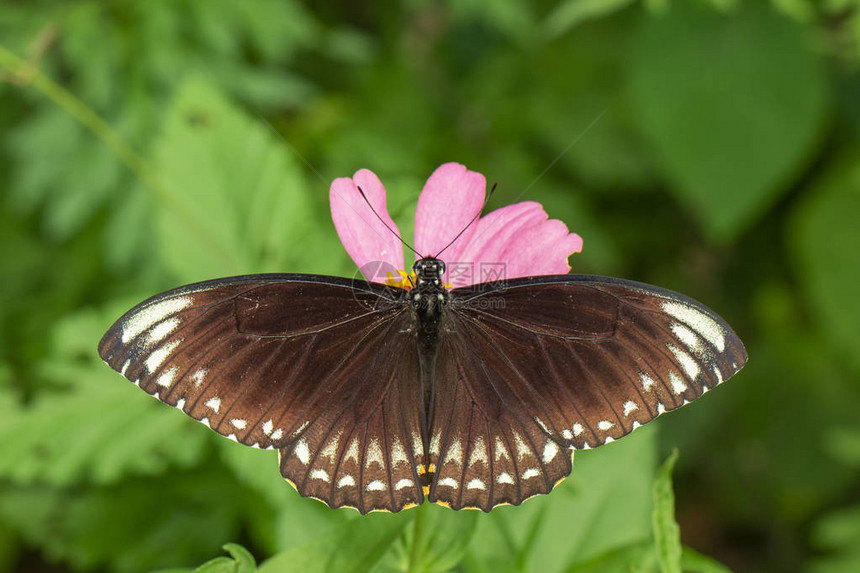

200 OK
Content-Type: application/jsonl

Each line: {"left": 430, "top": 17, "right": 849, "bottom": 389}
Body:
{"left": 99, "top": 274, "right": 426, "bottom": 512}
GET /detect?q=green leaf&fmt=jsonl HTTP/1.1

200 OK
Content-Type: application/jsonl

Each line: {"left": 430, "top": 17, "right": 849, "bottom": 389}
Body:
{"left": 652, "top": 450, "right": 681, "bottom": 573}
{"left": 0, "top": 469, "right": 245, "bottom": 572}
{"left": 679, "top": 545, "right": 732, "bottom": 573}
{"left": 562, "top": 540, "right": 655, "bottom": 573}
{"left": 258, "top": 512, "right": 412, "bottom": 573}
{"left": 215, "top": 438, "right": 353, "bottom": 554}
{"left": 544, "top": 0, "right": 637, "bottom": 37}
{"left": 826, "top": 426, "right": 860, "bottom": 467}
{"left": 398, "top": 504, "right": 479, "bottom": 572}
{"left": 464, "top": 424, "right": 657, "bottom": 573}
{"left": 192, "top": 544, "right": 257, "bottom": 573}
{"left": 809, "top": 504, "right": 860, "bottom": 573}
{"left": 151, "top": 78, "right": 321, "bottom": 282}
{"left": 627, "top": 1, "right": 828, "bottom": 240}
{"left": 0, "top": 305, "right": 209, "bottom": 485}
{"left": 793, "top": 150, "right": 860, "bottom": 371}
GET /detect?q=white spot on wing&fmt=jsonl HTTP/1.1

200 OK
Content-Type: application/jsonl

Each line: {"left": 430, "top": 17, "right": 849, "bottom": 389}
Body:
{"left": 670, "top": 371, "right": 688, "bottom": 395}
{"left": 294, "top": 438, "right": 310, "bottom": 465}
{"left": 512, "top": 431, "right": 530, "bottom": 460}
{"left": 204, "top": 396, "right": 221, "bottom": 413}
{"left": 391, "top": 437, "right": 409, "bottom": 467}
{"left": 657, "top": 403, "right": 667, "bottom": 415}
{"left": 156, "top": 366, "right": 178, "bottom": 388}
{"left": 521, "top": 468, "right": 540, "bottom": 480}
{"left": 366, "top": 438, "right": 385, "bottom": 468}
{"left": 572, "top": 423, "right": 584, "bottom": 437}
{"left": 176, "top": 398, "right": 186, "bottom": 411}
{"left": 623, "top": 400, "right": 639, "bottom": 416}
{"left": 562, "top": 429, "right": 573, "bottom": 440}
{"left": 597, "top": 420, "right": 614, "bottom": 431}
{"left": 604, "top": 437, "right": 615, "bottom": 444}
{"left": 230, "top": 418, "right": 247, "bottom": 430}
{"left": 497, "top": 472, "right": 514, "bottom": 485}
{"left": 310, "top": 469, "right": 330, "bottom": 482}
{"left": 344, "top": 437, "right": 359, "bottom": 464}
{"left": 542, "top": 440, "right": 559, "bottom": 463}
{"left": 668, "top": 344, "right": 700, "bottom": 379}
{"left": 191, "top": 369, "right": 207, "bottom": 387}
{"left": 443, "top": 437, "right": 463, "bottom": 468}
{"left": 662, "top": 301, "right": 726, "bottom": 352}
{"left": 430, "top": 432, "right": 441, "bottom": 456}
{"left": 439, "top": 477, "right": 459, "bottom": 489}
{"left": 337, "top": 475, "right": 355, "bottom": 488}
{"left": 291, "top": 420, "right": 309, "bottom": 438}
{"left": 640, "top": 372, "right": 656, "bottom": 392}
{"left": 146, "top": 318, "right": 180, "bottom": 347}
{"left": 494, "top": 436, "right": 510, "bottom": 461}
{"left": 200, "top": 417, "right": 211, "bottom": 428}
{"left": 412, "top": 432, "right": 424, "bottom": 458}
{"left": 321, "top": 431, "right": 342, "bottom": 463}
{"left": 713, "top": 366, "right": 723, "bottom": 384}
{"left": 395, "top": 478, "right": 414, "bottom": 491}
{"left": 262, "top": 419, "right": 273, "bottom": 435}
{"left": 468, "top": 436, "right": 487, "bottom": 467}
{"left": 366, "top": 480, "right": 386, "bottom": 492}
{"left": 121, "top": 360, "right": 131, "bottom": 376}
{"left": 467, "top": 478, "right": 486, "bottom": 491}
{"left": 122, "top": 297, "right": 192, "bottom": 344}
{"left": 270, "top": 428, "right": 284, "bottom": 441}
{"left": 534, "top": 417, "right": 551, "bottom": 434}
{"left": 671, "top": 323, "right": 706, "bottom": 358}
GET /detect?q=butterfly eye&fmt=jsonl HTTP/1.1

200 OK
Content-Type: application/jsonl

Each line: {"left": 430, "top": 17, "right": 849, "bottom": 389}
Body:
{"left": 437, "top": 261, "right": 446, "bottom": 275}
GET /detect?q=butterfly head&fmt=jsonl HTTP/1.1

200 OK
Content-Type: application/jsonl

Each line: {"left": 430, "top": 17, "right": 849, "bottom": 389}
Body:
{"left": 412, "top": 257, "right": 446, "bottom": 288}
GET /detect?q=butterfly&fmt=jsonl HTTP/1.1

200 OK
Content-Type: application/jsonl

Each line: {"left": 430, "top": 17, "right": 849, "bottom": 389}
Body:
{"left": 99, "top": 255, "right": 746, "bottom": 514}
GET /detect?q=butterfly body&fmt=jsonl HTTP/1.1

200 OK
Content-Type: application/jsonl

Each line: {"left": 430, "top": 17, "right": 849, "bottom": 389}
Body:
{"left": 100, "top": 268, "right": 746, "bottom": 513}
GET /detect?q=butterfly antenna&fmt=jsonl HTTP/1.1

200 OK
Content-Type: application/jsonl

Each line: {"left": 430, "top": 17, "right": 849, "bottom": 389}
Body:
{"left": 434, "top": 182, "right": 497, "bottom": 259}
{"left": 356, "top": 186, "right": 421, "bottom": 258}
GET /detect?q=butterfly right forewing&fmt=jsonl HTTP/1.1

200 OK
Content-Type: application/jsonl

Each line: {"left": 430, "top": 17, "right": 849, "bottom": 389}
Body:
{"left": 426, "top": 274, "right": 746, "bottom": 511}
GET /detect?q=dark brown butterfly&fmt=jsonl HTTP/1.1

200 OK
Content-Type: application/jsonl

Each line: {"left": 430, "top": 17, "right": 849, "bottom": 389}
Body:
{"left": 99, "top": 255, "right": 746, "bottom": 514}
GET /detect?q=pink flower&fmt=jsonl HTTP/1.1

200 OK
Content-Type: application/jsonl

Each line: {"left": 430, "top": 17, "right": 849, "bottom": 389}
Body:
{"left": 330, "top": 163, "right": 583, "bottom": 288}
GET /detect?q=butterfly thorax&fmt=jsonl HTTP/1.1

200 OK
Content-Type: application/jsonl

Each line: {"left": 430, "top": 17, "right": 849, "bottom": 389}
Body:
{"left": 410, "top": 257, "right": 449, "bottom": 320}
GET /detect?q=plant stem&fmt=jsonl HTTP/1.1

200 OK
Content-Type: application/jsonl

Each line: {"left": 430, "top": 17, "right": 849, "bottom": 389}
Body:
{"left": 0, "top": 43, "right": 235, "bottom": 269}
{"left": 408, "top": 504, "right": 428, "bottom": 573}
{"left": 0, "top": 44, "right": 168, "bottom": 200}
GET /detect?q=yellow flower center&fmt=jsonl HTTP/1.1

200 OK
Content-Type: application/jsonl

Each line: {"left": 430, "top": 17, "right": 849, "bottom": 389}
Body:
{"left": 383, "top": 270, "right": 453, "bottom": 290}
{"left": 384, "top": 270, "right": 416, "bottom": 290}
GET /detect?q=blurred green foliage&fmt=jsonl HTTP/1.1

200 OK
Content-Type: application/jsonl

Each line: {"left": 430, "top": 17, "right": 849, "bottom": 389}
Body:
{"left": 1, "top": 0, "right": 859, "bottom": 571}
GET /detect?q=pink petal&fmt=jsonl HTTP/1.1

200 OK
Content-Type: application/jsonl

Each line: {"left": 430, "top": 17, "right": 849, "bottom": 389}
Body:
{"left": 330, "top": 169, "right": 404, "bottom": 280}
{"left": 453, "top": 201, "right": 583, "bottom": 286}
{"left": 414, "top": 163, "right": 487, "bottom": 263}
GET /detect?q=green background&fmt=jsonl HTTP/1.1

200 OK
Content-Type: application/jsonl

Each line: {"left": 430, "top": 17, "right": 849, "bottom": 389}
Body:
{"left": 1, "top": 1, "right": 859, "bottom": 571}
